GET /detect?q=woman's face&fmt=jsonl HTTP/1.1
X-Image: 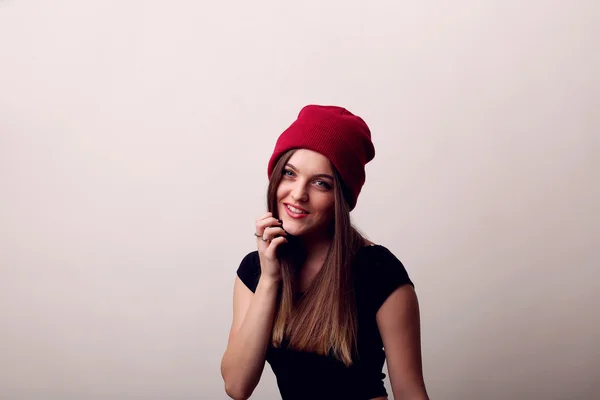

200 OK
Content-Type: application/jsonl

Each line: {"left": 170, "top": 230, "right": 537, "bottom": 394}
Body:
{"left": 276, "top": 149, "right": 336, "bottom": 238}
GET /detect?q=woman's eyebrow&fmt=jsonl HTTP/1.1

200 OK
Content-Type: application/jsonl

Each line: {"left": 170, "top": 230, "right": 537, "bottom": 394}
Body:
{"left": 313, "top": 173, "right": 334, "bottom": 181}
{"left": 286, "top": 163, "right": 334, "bottom": 181}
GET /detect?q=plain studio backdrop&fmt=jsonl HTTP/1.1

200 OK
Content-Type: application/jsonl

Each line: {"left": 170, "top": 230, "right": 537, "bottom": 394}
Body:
{"left": 1, "top": 1, "right": 599, "bottom": 399}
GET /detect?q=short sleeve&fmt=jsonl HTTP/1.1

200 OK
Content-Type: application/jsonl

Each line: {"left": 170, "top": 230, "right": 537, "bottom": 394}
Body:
{"left": 236, "top": 251, "right": 261, "bottom": 293}
{"left": 355, "top": 245, "right": 414, "bottom": 312}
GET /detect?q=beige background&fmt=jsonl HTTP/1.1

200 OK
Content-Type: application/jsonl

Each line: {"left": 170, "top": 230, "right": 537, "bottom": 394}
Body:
{"left": 1, "top": 1, "right": 599, "bottom": 399}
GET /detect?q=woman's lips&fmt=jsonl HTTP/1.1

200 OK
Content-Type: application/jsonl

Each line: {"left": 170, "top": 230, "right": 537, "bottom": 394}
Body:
{"left": 283, "top": 204, "right": 309, "bottom": 219}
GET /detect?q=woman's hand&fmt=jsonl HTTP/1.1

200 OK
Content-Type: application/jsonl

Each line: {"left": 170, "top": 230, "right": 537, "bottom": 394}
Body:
{"left": 255, "top": 212, "right": 287, "bottom": 282}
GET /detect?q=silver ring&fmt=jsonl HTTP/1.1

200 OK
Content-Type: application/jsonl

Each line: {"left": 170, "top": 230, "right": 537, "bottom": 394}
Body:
{"left": 254, "top": 233, "right": 261, "bottom": 238}
{"left": 262, "top": 237, "right": 269, "bottom": 242}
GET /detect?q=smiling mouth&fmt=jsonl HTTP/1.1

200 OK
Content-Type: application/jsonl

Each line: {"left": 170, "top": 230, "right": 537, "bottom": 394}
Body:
{"left": 285, "top": 204, "right": 309, "bottom": 215}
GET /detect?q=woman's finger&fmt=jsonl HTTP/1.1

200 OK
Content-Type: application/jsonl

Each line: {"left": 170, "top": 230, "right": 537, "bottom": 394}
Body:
{"left": 256, "top": 212, "right": 272, "bottom": 223}
{"left": 262, "top": 226, "right": 287, "bottom": 241}
{"left": 263, "top": 236, "right": 287, "bottom": 258}
{"left": 255, "top": 217, "right": 282, "bottom": 236}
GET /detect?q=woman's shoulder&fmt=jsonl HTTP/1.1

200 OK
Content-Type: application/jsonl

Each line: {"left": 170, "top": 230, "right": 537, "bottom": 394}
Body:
{"left": 354, "top": 243, "right": 415, "bottom": 311}
{"left": 355, "top": 243, "right": 406, "bottom": 270}
{"left": 236, "top": 250, "right": 261, "bottom": 293}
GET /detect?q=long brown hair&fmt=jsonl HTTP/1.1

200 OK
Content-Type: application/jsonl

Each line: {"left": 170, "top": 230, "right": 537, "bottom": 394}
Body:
{"left": 266, "top": 149, "right": 365, "bottom": 366}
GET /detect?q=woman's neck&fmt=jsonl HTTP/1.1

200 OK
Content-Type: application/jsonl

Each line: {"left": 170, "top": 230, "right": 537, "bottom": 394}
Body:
{"left": 302, "top": 240, "right": 331, "bottom": 265}
{"left": 293, "top": 236, "right": 331, "bottom": 292}
{"left": 296, "top": 229, "right": 331, "bottom": 259}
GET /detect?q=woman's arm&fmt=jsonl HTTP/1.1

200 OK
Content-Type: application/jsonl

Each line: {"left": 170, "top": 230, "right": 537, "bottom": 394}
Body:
{"left": 376, "top": 285, "right": 429, "bottom": 400}
{"left": 220, "top": 275, "right": 280, "bottom": 400}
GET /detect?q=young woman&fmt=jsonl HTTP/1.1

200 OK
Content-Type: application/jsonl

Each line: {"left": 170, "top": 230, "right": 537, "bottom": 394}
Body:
{"left": 221, "top": 105, "right": 429, "bottom": 400}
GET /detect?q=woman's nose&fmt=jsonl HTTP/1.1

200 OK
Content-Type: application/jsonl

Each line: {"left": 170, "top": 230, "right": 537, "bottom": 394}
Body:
{"left": 291, "top": 183, "right": 308, "bottom": 202}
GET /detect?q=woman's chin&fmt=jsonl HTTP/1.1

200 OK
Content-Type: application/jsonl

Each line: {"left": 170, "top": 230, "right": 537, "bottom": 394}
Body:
{"left": 282, "top": 225, "right": 302, "bottom": 237}
{"left": 280, "top": 220, "right": 304, "bottom": 237}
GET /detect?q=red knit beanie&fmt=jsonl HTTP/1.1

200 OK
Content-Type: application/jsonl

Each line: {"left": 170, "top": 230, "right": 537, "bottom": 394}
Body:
{"left": 267, "top": 105, "right": 375, "bottom": 210}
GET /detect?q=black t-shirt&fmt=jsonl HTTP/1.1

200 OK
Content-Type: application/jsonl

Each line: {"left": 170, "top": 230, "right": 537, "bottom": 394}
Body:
{"left": 236, "top": 244, "right": 414, "bottom": 400}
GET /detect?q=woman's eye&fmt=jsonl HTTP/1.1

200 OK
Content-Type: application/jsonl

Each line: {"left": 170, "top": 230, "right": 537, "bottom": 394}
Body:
{"left": 315, "top": 180, "right": 332, "bottom": 189}
{"left": 283, "top": 169, "right": 294, "bottom": 177}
